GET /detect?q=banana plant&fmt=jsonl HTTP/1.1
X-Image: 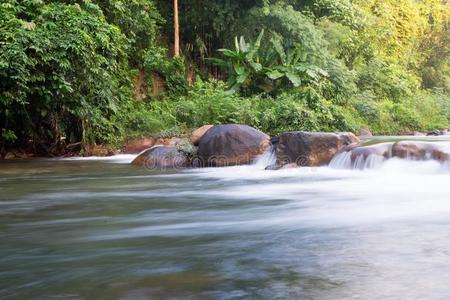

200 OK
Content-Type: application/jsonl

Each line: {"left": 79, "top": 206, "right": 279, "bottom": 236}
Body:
{"left": 209, "top": 30, "right": 328, "bottom": 94}
{"left": 262, "top": 34, "right": 328, "bottom": 92}
{"left": 208, "top": 29, "right": 265, "bottom": 93}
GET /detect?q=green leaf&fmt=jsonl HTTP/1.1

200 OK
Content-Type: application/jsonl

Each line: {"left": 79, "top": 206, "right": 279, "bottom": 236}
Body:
{"left": 236, "top": 70, "right": 249, "bottom": 84}
{"left": 250, "top": 62, "right": 262, "bottom": 72}
{"left": 254, "top": 29, "right": 264, "bottom": 49}
{"left": 246, "top": 29, "right": 264, "bottom": 61}
{"left": 286, "top": 72, "right": 302, "bottom": 87}
{"left": 218, "top": 49, "right": 239, "bottom": 58}
{"left": 270, "top": 36, "right": 286, "bottom": 65}
{"left": 239, "top": 36, "right": 249, "bottom": 53}
{"left": 234, "top": 66, "right": 246, "bottom": 75}
{"left": 206, "top": 57, "right": 228, "bottom": 67}
{"left": 266, "top": 70, "right": 284, "bottom": 80}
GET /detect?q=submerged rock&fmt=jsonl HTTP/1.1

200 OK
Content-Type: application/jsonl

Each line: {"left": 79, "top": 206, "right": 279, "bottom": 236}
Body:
{"left": 391, "top": 141, "right": 450, "bottom": 162}
{"left": 348, "top": 143, "right": 391, "bottom": 160}
{"left": 191, "top": 125, "right": 213, "bottom": 146}
{"left": 132, "top": 146, "right": 188, "bottom": 169}
{"left": 274, "top": 132, "right": 359, "bottom": 168}
{"left": 197, "top": 124, "right": 270, "bottom": 167}
{"left": 329, "top": 143, "right": 392, "bottom": 170}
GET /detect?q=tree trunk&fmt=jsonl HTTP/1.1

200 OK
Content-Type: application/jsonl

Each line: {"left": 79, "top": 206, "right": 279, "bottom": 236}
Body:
{"left": 174, "top": 0, "right": 180, "bottom": 57}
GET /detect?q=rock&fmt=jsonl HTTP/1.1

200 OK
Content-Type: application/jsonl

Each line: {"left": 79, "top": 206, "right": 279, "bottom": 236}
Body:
{"left": 197, "top": 124, "right": 270, "bottom": 167}
{"left": 123, "top": 136, "right": 155, "bottom": 154}
{"left": 88, "top": 145, "right": 112, "bottom": 157}
{"left": 4, "top": 152, "right": 15, "bottom": 160}
{"left": 132, "top": 146, "right": 188, "bottom": 169}
{"left": 14, "top": 151, "right": 28, "bottom": 159}
{"left": 265, "top": 164, "right": 282, "bottom": 171}
{"left": 413, "top": 131, "right": 426, "bottom": 136}
{"left": 359, "top": 128, "right": 372, "bottom": 137}
{"left": 154, "top": 137, "right": 182, "bottom": 147}
{"left": 191, "top": 125, "right": 213, "bottom": 146}
{"left": 427, "top": 129, "right": 449, "bottom": 136}
{"left": 275, "top": 132, "right": 360, "bottom": 167}
{"left": 392, "top": 141, "right": 450, "bottom": 161}
{"left": 66, "top": 142, "right": 82, "bottom": 152}
{"left": 347, "top": 143, "right": 391, "bottom": 161}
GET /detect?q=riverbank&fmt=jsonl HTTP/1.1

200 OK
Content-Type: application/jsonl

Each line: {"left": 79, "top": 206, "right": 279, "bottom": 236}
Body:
{"left": 2, "top": 125, "right": 450, "bottom": 161}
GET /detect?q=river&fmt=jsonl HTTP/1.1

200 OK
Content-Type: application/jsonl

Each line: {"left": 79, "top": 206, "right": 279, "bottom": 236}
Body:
{"left": 2, "top": 138, "right": 450, "bottom": 299}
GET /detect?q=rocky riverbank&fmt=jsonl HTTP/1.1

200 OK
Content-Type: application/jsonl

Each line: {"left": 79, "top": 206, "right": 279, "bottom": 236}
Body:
{"left": 130, "top": 124, "right": 450, "bottom": 170}
{"left": 2, "top": 125, "right": 450, "bottom": 166}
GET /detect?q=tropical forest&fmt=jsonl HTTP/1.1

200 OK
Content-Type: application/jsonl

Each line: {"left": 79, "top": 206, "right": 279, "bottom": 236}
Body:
{"left": 1, "top": 0, "right": 449, "bottom": 155}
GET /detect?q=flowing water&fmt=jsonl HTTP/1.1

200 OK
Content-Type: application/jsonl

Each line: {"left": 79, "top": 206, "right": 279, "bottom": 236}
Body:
{"left": 2, "top": 137, "right": 450, "bottom": 299}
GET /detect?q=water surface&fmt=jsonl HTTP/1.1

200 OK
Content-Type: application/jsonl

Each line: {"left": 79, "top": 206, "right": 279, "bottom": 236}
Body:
{"left": 1, "top": 144, "right": 450, "bottom": 299}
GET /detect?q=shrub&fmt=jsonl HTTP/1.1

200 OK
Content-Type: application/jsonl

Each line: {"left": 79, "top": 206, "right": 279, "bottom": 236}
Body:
{"left": 143, "top": 47, "right": 188, "bottom": 97}
{"left": 0, "top": 1, "right": 131, "bottom": 148}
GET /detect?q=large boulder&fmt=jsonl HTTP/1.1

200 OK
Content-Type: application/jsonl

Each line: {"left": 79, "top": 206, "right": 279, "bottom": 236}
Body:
{"left": 191, "top": 125, "right": 213, "bottom": 146}
{"left": 392, "top": 141, "right": 450, "bottom": 162}
{"left": 196, "top": 124, "right": 270, "bottom": 167}
{"left": 273, "top": 132, "right": 360, "bottom": 168}
{"left": 132, "top": 146, "right": 188, "bottom": 169}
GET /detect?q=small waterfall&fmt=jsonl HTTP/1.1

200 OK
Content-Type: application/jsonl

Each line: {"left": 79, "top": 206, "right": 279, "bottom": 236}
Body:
{"left": 328, "top": 151, "right": 352, "bottom": 169}
{"left": 254, "top": 145, "right": 276, "bottom": 168}
{"left": 329, "top": 152, "right": 386, "bottom": 170}
{"left": 353, "top": 153, "right": 386, "bottom": 170}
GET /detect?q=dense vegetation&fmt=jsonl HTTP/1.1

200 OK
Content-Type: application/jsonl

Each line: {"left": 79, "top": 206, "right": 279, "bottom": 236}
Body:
{"left": 1, "top": 0, "right": 449, "bottom": 155}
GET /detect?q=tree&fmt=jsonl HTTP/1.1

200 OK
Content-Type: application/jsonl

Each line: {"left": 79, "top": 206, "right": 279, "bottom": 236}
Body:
{"left": 174, "top": 0, "right": 180, "bottom": 56}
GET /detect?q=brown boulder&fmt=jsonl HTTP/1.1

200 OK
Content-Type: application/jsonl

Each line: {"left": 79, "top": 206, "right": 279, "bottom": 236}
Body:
{"left": 413, "top": 131, "right": 426, "bottom": 136}
{"left": 123, "top": 137, "right": 155, "bottom": 154}
{"left": 132, "top": 146, "right": 188, "bottom": 169}
{"left": 4, "top": 152, "right": 15, "bottom": 160}
{"left": 154, "top": 137, "right": 182, "bottom": 147}
{"left": 191, "top": 125, "right": 213, "bottom": 146}
{"left": 392, "top": 141, "right": 450, "bottom": 161}
{"left": 358, "top": 128, "right": 373, "bottom": 137}
{"left": 197, "top": 124, "right": 270, "bottom": 167}
{"left": 87, "top": 145, "right": 117, "bottom": 157}
{"left": 274, "top": 132, "right": 360, "bottom": 167}
{"left": 348, "top": 143, "right": 391, "bottom": 161}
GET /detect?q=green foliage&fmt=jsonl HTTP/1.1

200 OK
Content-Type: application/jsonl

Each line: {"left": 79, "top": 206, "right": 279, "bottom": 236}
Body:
{"left": 0, "top": 1, "right": 133, "bottom": 148}
{"left": 92, "top": 0, "right": 162, "bottom": 64}
{"left": 233, "top": 4, "right": 359, "bottom": 104}
{"left": 357, "top": 59, "right": 420, "bottom": 101}
{"left": 301, "top": 0, "right": 362, "bottom": 28}
{"left": 254, "top": 89, "right": 349, "bottom": 134}
{"left": 1, "top": 0, "right": 449, "bottom": 154}
{"left": 174, "top": 80, "right": 256, "bottom": 127}
{"left": 128, "top": 79, "right": 449, "bottom": 138}
{"left": 143, "top": 47, "right": 188, "bottom": 97}
{"left": 136, "top": 80, "right": 357, "bottom": 136}
{"left": 210, "top": 29, "right": 330, "bottom": 96}
{"left": 2, "top": 130, "right": 18, "bottom": 143}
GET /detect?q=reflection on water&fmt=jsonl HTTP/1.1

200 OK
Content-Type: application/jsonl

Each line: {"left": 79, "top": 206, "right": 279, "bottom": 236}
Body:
{"left": 1, "top": 149, "right": 450, "bottom": 299}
